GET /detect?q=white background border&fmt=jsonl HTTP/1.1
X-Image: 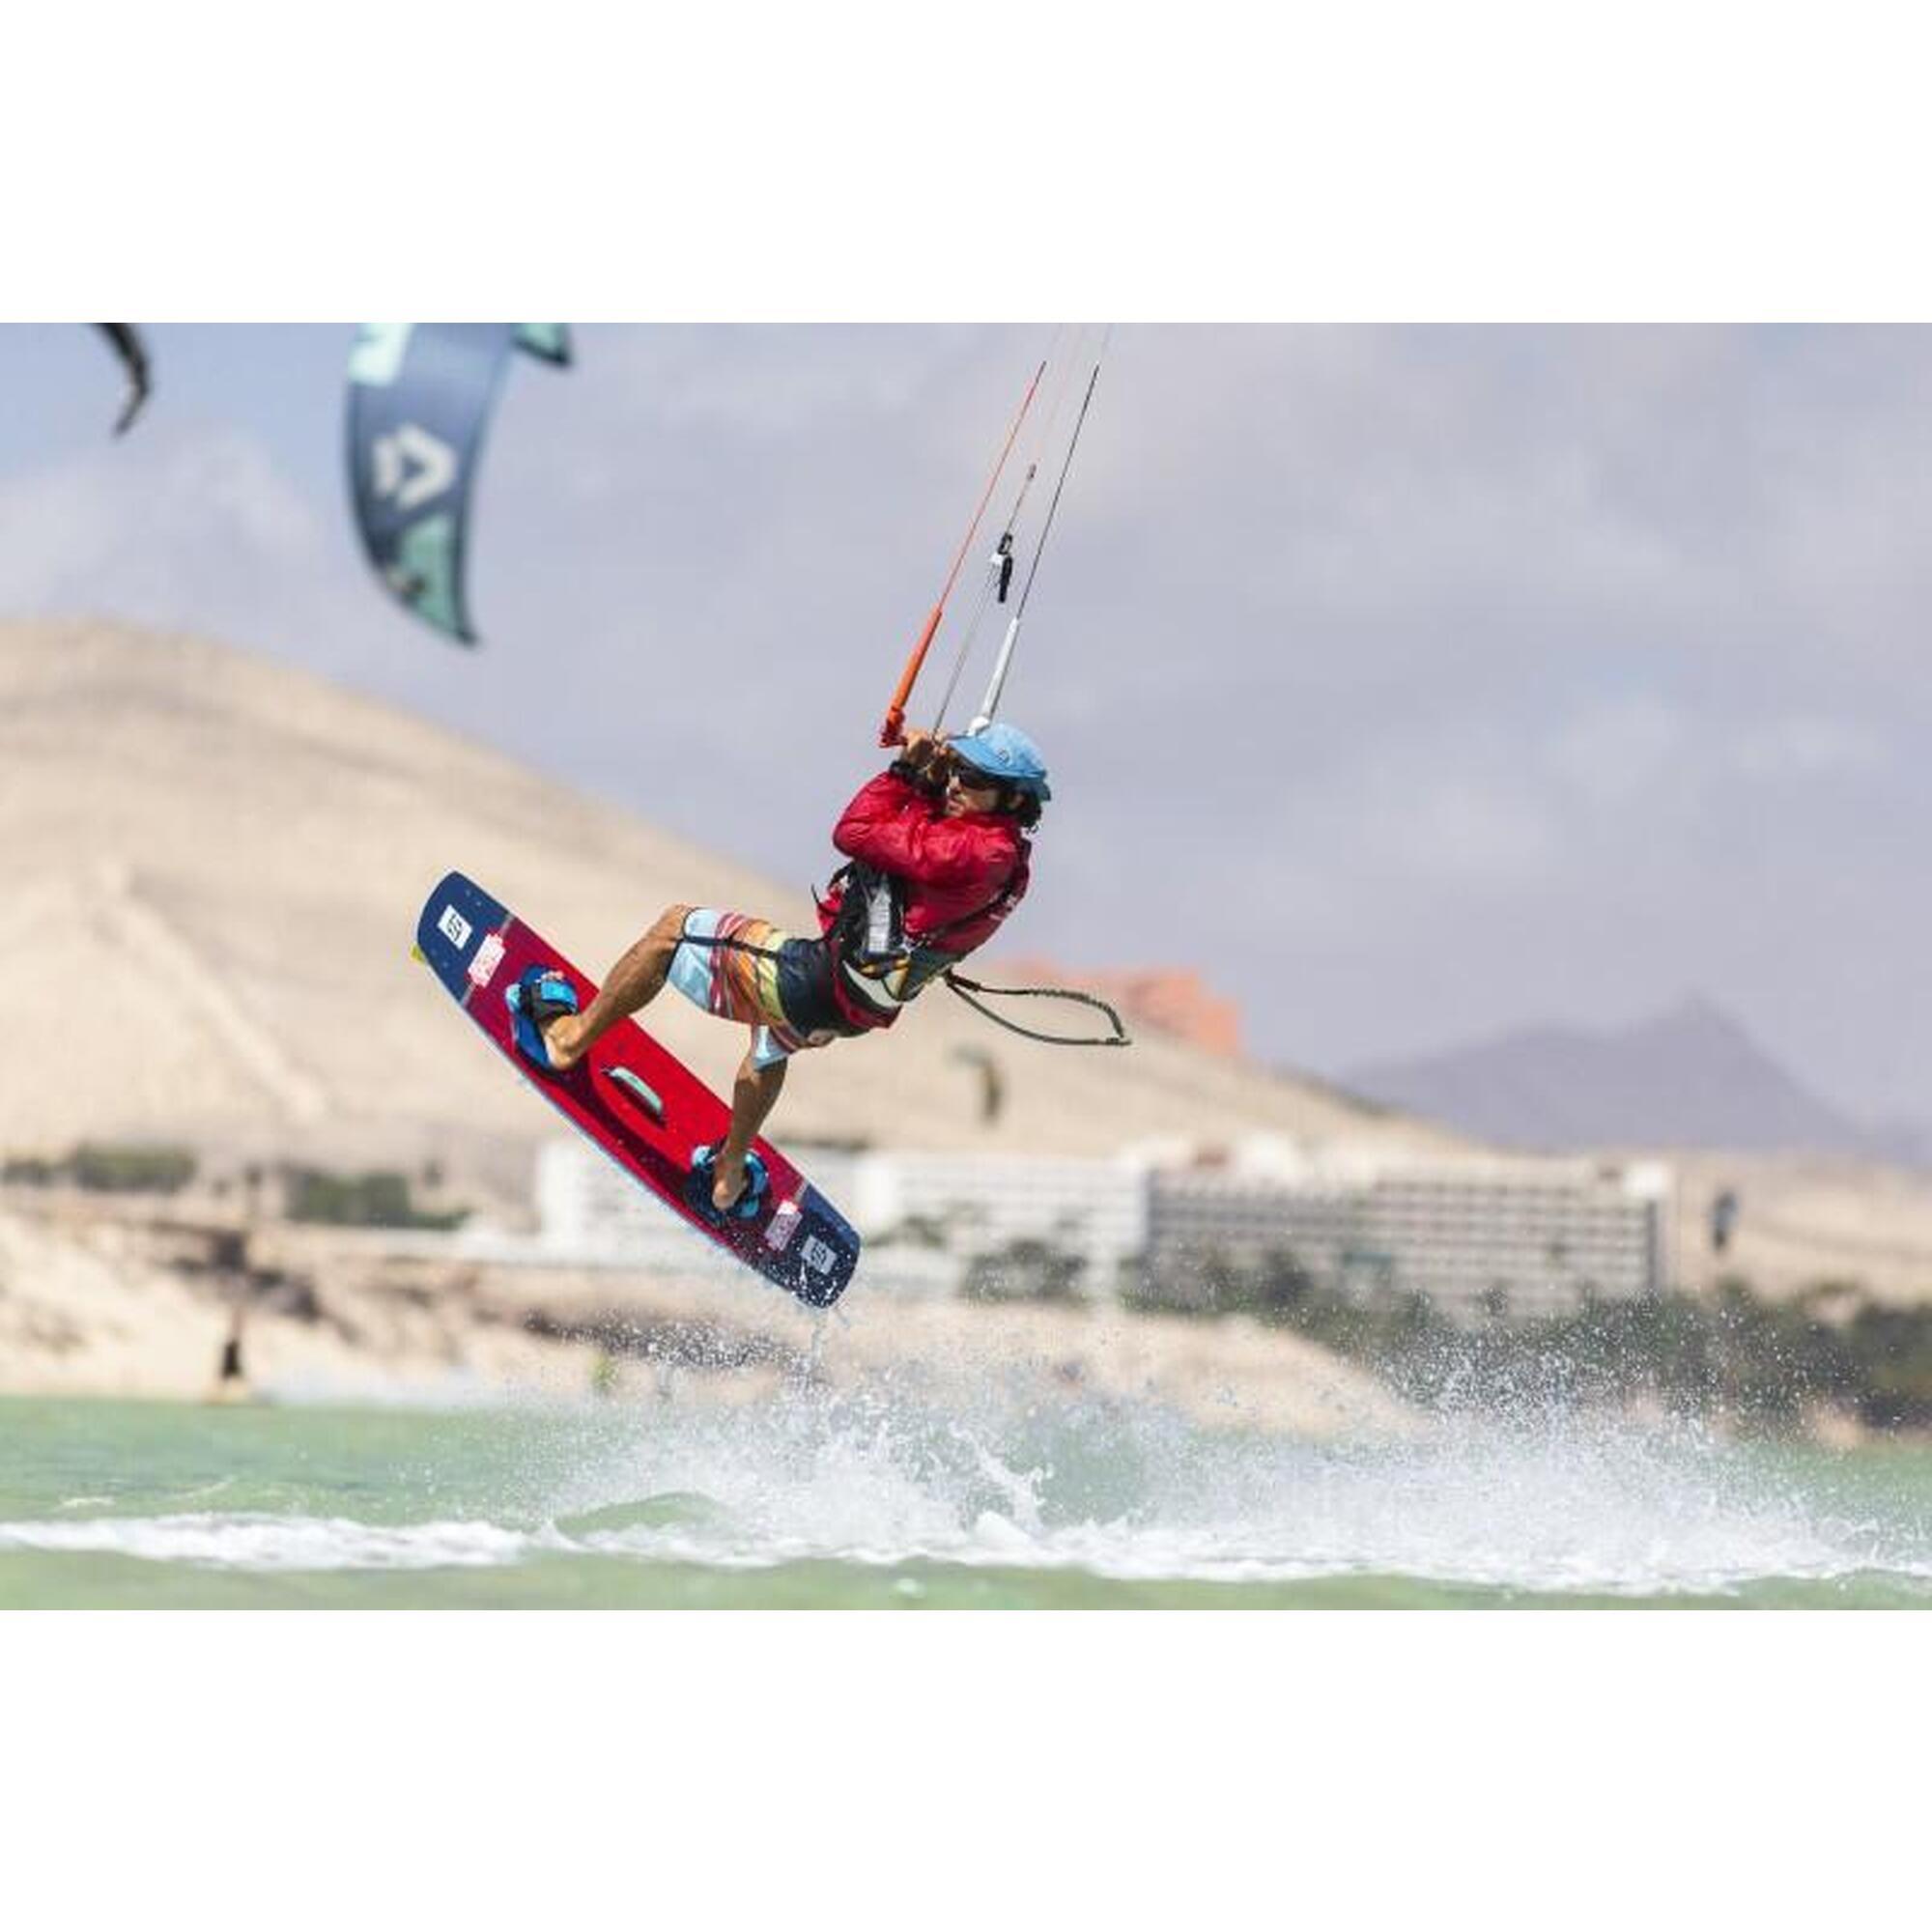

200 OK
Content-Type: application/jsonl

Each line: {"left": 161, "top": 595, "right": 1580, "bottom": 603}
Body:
{"left": 7, "top": 0, "right": 1925, "bottom": 1919}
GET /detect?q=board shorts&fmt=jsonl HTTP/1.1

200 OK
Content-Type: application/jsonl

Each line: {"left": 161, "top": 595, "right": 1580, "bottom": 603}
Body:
{"left": 666, "top": 909, "right": 849, "bottom": 1071}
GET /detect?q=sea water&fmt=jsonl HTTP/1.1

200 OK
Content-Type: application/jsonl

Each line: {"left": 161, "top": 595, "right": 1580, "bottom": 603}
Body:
{"left": 2, "top": 1385, "right": 1929, "bottom": 1607}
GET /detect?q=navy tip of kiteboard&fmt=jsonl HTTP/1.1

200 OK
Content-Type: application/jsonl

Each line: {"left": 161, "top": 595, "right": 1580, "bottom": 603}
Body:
{"left": 507, "top": 964, "right": 579, "bottom": 1072}
{"left": 688, "top": 1145, "right": 768, "bottom": 1224}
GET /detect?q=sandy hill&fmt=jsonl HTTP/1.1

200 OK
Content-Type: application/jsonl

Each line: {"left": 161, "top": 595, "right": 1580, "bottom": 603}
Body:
{"left": 0, "top": 618, "right": 1467, "bottom": 1184}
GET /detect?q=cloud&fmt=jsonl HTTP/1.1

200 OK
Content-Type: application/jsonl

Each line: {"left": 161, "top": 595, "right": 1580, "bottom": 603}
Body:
{"left": 0, "top": 422, "right": 341, "bottom": 629}
{"left": 1728, "top": 715, "right": 1888, "bottom": 781}
{"left": 1545, "top": 699, "right": 1689, "bottom": 810}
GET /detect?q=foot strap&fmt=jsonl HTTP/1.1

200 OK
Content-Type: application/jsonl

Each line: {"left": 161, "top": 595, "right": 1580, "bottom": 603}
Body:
{"left": 687, "top": 1144, "right": 769, "bottom": 1223}
{"left": 508, "top": 964, "right": 579, "bottom": 1071}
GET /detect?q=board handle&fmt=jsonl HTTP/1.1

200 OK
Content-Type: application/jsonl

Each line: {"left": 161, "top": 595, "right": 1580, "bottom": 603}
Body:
{"left": 605, "top": 1065, "right": 667, "bottom": 1124}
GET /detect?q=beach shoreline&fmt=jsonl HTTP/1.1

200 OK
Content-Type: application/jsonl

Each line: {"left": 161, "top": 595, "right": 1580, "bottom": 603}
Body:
{"left": 0, "top": 1197, "right": 1414, "bottom": 1438}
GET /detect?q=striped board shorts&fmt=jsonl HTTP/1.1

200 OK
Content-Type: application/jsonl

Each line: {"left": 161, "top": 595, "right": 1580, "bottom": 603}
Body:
{"left": 666, "top": 909, "right": 844, "bottom": 1071}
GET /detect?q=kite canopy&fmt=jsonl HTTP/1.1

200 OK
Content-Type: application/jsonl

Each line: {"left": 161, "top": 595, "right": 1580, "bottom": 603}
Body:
{"left": 94, "top": 325, "right": 151, "bottom": 435}
{"left": 345, "top": 324, "right": 571, "bottom": 644}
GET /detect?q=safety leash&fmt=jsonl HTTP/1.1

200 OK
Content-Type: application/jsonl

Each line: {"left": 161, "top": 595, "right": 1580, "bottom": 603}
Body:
{"left": 942, "top": 970, "right": 1132, "bottom": 1047}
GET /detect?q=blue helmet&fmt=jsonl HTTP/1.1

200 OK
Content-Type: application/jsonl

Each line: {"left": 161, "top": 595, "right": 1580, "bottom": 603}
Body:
{"left": 948, "top": 722, "right": 1052, "bottom": 802}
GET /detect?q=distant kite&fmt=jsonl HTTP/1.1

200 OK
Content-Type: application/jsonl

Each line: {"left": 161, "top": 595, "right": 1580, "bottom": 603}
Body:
{"left": 1710, "top": 1188, "right": 1740, "bottom": 1255}
{"left": 344, "top": 324, "right": 571, "bottom": 644}
{"left": 950, "top": 1043, "right": 1006, "bottom": 1125}
{"left": 94, "top": 325, "right": 151, "bottom": 435}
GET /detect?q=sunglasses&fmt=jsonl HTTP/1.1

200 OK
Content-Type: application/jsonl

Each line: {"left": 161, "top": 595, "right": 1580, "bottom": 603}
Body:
{"left": 947, "top": 763, "right": 1003, "bottom": 793}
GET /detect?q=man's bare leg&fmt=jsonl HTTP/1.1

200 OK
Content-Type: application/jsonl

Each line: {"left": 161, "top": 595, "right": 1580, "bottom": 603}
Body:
{"left": 711, "top": 1039, "right": 787, "bottom": 1211}
{"left": 539, "top": 904, "right": 692, "bottom": 1070}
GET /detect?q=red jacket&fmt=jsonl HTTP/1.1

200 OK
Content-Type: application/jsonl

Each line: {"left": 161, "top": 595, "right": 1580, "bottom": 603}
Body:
{"left": 819, "top": 771, "right": 1031, "bottom": 958}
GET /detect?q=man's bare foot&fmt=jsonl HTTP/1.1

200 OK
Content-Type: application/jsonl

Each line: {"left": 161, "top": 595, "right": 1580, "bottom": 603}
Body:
{"left": 512, "top": 968, "right": 587, "bottom": 1075}
{"left": 711, "top": 1150, "right": 749, "bottom": 1212}
{"left": 539, "top": 1013, "right": 583, "bottom": 1070}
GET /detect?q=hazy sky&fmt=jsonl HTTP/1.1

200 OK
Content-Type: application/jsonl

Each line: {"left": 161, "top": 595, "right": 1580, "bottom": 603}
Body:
{"left": 5, "top": 323, "right": 1930, "bottom": 1126}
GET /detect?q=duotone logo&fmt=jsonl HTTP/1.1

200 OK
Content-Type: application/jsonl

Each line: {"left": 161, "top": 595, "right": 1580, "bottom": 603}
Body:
{"left": 372, "top": 423, "right": 459, "bottom": 512}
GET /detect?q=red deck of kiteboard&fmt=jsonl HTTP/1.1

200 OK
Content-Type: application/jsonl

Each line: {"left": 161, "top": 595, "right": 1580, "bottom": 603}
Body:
{"left": 413, "top": 871, "right": 859, "bottom": 1307}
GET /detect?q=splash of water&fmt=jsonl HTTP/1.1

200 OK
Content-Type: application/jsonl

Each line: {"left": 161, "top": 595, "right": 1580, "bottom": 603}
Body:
{"left": 526, "top": 1372, "right": 1932, "bottom": 1596}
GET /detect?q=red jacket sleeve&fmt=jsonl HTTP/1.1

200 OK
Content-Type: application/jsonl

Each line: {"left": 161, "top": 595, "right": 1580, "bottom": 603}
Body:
{"left": 832, "top": 772, "right": 1012, "bottom": 891}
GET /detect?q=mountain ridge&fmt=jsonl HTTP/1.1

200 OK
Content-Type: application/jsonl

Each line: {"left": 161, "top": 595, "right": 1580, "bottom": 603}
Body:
{"left": 1344, "top": 995, "right": 1917, "bottom": 1159}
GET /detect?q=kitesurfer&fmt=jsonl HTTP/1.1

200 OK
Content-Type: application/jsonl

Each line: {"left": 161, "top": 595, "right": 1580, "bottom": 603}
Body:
{"left": 508, "top": 723, "right": 1050, "bottom": 1218}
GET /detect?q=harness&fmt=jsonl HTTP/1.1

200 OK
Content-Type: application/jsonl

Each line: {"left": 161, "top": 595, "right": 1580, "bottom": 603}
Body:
{"left": 672, "top": 842, "right": 1130, "bottom": 1050}
{"left": 818, "top": 857, "right": 1026, "bottom": 1025}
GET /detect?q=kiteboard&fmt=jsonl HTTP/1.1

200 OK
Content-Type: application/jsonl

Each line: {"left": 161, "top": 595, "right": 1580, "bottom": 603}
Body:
{"left": 413, "top": 870, "right": 860, "bottom": 1307}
